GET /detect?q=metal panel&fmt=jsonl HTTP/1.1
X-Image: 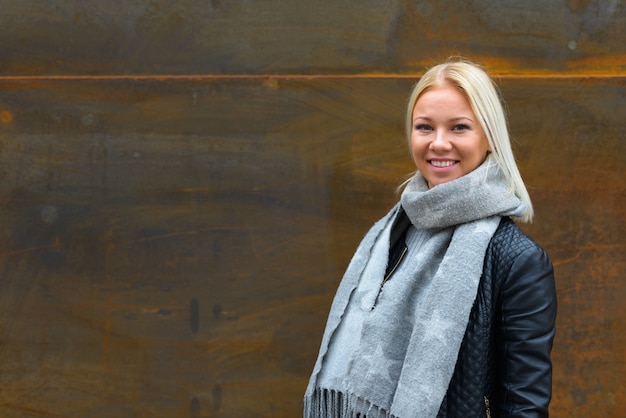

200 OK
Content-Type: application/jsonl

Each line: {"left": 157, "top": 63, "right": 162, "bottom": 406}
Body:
{"left": 0, "top": 1, "right": 624, "bottom": 417}
{"left": 0, "top": 1, "right": 624, "bottom": 76}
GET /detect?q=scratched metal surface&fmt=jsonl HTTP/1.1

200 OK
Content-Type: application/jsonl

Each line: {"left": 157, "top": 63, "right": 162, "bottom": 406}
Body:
{"left": 0, "top": 1, "right": 624, "bottom": 417}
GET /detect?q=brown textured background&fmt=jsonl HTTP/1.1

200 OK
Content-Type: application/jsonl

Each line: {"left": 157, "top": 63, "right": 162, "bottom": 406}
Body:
{"left": 0, "top": 1, "right": 624, "bottom": 417}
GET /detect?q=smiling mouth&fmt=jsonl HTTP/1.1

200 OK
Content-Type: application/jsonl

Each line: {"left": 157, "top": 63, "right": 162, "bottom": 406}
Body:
{"left": 429, "top": 160, "right": 458, "bottom": 168}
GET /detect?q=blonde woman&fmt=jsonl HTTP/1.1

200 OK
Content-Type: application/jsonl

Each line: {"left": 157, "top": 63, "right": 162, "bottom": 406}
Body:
{"left": 304, "top": 59, "right": 557, "bottom": 417}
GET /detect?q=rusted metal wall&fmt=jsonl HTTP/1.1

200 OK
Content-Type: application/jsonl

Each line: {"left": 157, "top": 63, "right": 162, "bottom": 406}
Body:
{"left": 0, "top": 1, "right": 624, "bottom": 417}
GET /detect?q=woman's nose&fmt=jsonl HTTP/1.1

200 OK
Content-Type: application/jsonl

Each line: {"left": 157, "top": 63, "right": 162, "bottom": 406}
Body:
{"left": 429, "top": 130, "right": 452, "bottom": 151}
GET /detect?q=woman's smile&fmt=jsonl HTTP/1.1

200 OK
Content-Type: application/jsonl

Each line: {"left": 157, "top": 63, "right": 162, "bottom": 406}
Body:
{"left": 429, "top": 159, "right": 459, "bottom": 169}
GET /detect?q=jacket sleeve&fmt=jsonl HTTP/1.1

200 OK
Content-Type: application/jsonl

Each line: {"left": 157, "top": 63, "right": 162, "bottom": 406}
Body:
{"left": 497, "top": 245, "right": 557, "bottom": 417}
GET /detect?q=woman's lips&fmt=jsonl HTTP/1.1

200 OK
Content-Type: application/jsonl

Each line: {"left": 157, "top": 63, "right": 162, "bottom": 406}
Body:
{"left": 429, "top": 159, "right": 459, "bottom": 169}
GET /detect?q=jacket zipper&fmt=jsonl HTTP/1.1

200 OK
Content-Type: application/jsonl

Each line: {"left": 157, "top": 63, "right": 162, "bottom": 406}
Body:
{"left": 372, "top": 246, "right": 408, "bottom": 310}
{"left": 484, "top": 396, "right": 491, "bottom": 418}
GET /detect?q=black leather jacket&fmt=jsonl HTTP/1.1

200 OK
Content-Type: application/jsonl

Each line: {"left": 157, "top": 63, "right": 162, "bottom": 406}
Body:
{"left": 440, "top": 217, "right": 557, "bottom": 417}
{"left": 389, "top": 215, "right": 557, "bottom": 417}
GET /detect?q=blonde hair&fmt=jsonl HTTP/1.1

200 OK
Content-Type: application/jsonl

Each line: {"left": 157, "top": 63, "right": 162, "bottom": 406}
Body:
{"left": 405, "top": 58, "right": 534, "bottom": 222}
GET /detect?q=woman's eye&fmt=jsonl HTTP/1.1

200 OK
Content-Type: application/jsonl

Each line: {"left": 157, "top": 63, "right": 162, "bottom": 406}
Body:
{"left": 452, "top": 124, "right": 469, "bottom": 131}
{"left": 415, "top": 124, "right": 433, "bottom": 131}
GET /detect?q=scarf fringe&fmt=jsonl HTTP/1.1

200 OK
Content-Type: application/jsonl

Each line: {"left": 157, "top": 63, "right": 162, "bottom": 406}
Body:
{"left": 304, "top": 388, "right": 394, "bottom": 418}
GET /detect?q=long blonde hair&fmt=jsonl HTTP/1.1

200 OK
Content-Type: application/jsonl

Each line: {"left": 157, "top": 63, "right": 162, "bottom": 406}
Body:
{"left": 405, "top": 59, "right": 534, "bottom": 222}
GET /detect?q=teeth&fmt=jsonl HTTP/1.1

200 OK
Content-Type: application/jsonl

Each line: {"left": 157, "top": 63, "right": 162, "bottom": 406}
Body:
{"left": 430, "top": 160, "right": 456, "bottom": 168}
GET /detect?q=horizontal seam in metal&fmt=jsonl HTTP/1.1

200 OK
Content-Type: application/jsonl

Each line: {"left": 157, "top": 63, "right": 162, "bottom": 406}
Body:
{"left": 0, "top": 73, "right": 624, "bottom": 81}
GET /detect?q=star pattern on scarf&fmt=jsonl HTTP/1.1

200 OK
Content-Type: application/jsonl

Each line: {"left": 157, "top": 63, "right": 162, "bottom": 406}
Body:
{"left": 362, "top": 342, "right": 401, "bottom": 386}
{"left": 420, "top": 310, "right": 456, "bottom": 346}
{"left": 353, "top": 288, "right": 376, "bottom": 311}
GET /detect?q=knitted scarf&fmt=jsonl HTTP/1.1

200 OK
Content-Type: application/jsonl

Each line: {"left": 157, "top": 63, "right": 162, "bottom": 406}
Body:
{"left": 304, "top": 158, "right": 526, "bottom": 418}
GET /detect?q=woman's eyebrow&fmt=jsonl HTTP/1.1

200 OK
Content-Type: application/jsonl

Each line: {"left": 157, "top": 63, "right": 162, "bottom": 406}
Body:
{"left": 413, "top": 116, "right": 475, "bottom": 122}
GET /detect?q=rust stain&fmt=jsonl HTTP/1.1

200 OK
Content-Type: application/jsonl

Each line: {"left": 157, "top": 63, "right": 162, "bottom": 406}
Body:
{"left": 0, "top": 238, "right": 61, "bottom": 258}
{"left": 171, "top": 187, "right": 210, "bottom": 193}
{"left": 104, "top": 242, "right": 115, "bottom": 282}
{"left": 102, "top": 306, "right": 112, "bottom": 368}
{"left": 263, "top": 78, "right": 280, "bottom": 89}
{"left": 551, "top": 253, "right": 583, "bottom": 267}
{"left": 566, "top": 54, "right": 626, "bottom": 71}
{"left": 134, "top": 230, "right": 199, "bottom": 243}
{"left": 0, "top": 403, "right": 64, "bottom": 417}
{"left": 206, "top": 340, "right": 272, "bottom": 354}
{"left": 0, "top": 110, "right": 13, "bottom": 123}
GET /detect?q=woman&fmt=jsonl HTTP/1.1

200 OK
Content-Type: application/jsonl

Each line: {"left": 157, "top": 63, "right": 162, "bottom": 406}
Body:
{"left": 304, "top": 59, "right": 557, "bottom": 417}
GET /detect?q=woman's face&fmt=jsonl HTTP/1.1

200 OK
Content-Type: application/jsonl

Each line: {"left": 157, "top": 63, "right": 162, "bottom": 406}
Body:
{"left": 410, "top": 84, "right": 490, "bottom": 188}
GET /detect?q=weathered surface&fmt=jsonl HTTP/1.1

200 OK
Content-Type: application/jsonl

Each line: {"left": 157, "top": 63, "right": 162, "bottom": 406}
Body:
{"left": 0, "top": 1, "right": 624, "bottom": 417}
{"left": 0, "top": 0, "right": 624, "bottom": 76}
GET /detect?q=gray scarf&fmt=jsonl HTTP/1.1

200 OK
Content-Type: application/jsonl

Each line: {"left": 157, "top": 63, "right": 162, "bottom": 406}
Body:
{"left": 304, "top": 158, "right": 526, "bottom": 418}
